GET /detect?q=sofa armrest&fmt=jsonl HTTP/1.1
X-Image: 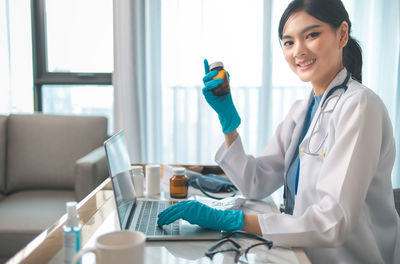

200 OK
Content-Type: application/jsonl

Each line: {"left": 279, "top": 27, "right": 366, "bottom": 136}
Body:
{"left": 74, "top": 146, "right": 108, "bottom": 201}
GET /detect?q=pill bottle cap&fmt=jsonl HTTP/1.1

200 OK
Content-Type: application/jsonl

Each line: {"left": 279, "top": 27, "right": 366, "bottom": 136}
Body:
{"left": 131, "top": 165, "right": 143, "bottom": 175}
{"left": 173, "top": 167, "right": 186, "bottom": 175}
{"left": 146, "top": 164, "right": 161, "bottom": 173}
{"left": 147, "top": 164, "right": 160, "bottom": 169}
{"left": 209, "top": 61, "right": 224, "bottom": 70}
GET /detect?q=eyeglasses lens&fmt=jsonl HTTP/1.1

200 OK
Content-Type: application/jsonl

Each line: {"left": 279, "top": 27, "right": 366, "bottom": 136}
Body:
{"left": 208, "top": 241, "right": 241, "bottom": 263}
{"left": 244, "top": 242, "right": 273, "bottom": 263}
{"left": 207, "top": 232, "right": 274, "bottom": 263}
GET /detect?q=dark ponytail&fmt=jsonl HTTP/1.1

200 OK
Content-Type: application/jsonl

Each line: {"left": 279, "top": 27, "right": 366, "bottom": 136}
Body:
{"left": 279, "top": 0, "right": 363, "bottom": 82}
{"left": 343, "top": 37, "right": 362, "bottom": 82}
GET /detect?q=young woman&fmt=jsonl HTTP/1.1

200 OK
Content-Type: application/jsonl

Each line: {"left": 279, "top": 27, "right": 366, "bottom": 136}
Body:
{"left": 158, "top": 0, "right": 400, "bottom": 262}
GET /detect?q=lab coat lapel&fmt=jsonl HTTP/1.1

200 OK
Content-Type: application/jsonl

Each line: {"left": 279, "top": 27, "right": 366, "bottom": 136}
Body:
{"left": 319, "top": 68, "right": 348, "bottom": 109}
{"left": 300, "top": 68, "right": 349, "bottom": 149}
{"left": 284, "top": 91, "right": 314, "bottom": 174}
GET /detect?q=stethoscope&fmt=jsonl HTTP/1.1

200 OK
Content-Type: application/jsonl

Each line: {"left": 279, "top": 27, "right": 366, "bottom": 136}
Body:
{"left": 280, "top": 71, "right": 351, "bottom": 214}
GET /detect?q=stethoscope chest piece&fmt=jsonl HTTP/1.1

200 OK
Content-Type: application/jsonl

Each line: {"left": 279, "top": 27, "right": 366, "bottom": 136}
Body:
{"left": 300, "top": 147, "right": 326, "bottom": 157}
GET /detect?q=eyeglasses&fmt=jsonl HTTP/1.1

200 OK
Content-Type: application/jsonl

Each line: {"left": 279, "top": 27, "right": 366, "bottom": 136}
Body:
{"left": 205, "top": 231, "right": 273, "bottom": 263}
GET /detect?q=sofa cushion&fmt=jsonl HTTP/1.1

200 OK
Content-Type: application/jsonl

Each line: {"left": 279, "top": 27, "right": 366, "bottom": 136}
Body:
{"left": 0, "top": 190, "right": 75, "bottom": 257}
{"left": 0, "top": 115, "right": 7, "bottom": 194}
{"left": 6, "top": 114, "right": 107, "bottom": 192}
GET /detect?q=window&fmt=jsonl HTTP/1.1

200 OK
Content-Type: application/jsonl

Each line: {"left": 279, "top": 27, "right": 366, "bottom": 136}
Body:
{"left": 44, "top": 0, "right": 113, "bottom": 73}
{"left": 31, "top": 0, "right": 114, "bottom": 133}
{"left": 161, "top": 0, "right": 264, "bottom": 163}
{"left": 42, "top": 85, "right": 113, "bottom": 126}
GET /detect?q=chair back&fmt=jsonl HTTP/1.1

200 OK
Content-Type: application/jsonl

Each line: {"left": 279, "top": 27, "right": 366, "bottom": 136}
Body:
{"left": 394, "top": 188, "right": 400, "bottom": 216}
{"left": 0, "top": 116, "right": 7, "bottom": 193}
{"left": 6, "top": 114, "right": 107, "bottom": 193}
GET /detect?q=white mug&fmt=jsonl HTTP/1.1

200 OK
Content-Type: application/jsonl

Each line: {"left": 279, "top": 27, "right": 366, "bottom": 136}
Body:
{"left": 72, "top": 230, "right": 146, "bottom": 264}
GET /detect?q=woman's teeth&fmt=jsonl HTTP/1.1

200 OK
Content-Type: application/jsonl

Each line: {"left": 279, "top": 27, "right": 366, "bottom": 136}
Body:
{"left": 298, "top": 59, "right": 315, "bottom": 67}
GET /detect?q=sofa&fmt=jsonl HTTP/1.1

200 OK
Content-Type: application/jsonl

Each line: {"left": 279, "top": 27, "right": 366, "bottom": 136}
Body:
{"left": 0, "top": 114, "right": 109, "bottom": 262}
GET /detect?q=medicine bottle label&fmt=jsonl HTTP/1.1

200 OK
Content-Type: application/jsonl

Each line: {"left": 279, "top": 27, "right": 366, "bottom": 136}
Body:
{"left": 210, "top": 63, "right": 230, "bottom": 96}
{"left": 170, "top": 176, "right": 188, "bottom": 198}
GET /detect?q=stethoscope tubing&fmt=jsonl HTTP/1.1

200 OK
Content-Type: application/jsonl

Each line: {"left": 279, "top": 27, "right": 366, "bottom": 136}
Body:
{"left": 282, "top": 71, "right": 351, "bottom": 214}
{"left": 302, "top": 71, "right": 351, "bottom": 157}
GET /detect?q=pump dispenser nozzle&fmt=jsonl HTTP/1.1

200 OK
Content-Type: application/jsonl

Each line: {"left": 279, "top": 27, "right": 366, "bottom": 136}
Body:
{"left": 66, "top": 201, "right": 79, "bottom": 227}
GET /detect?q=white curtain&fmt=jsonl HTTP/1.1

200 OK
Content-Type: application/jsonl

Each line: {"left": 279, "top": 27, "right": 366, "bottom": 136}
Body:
{"left": 347, "top": 0, "right": 400, "bottom": 187}
{"left": 160, "top": 0, "right": 268, "bottom": 163}
{"left": 113, "top": 0, "right": 162, "bottom": 163}
{"left": 0, "top": 0, "right": 11, "bottom": 112}
{"left": 0, "top": 0, "right": 33, "bottom": 114}
{"left": 113, "top": 0, "right": 400, "bottom": 187}
{"left": 395, "top": 0, "right": 400, "bottom": 188}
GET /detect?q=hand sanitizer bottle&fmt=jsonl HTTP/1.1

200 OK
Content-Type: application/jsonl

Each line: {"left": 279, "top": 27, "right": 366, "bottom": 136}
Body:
{"left": 63, "top": 201, "right": 82, "bottom": 264}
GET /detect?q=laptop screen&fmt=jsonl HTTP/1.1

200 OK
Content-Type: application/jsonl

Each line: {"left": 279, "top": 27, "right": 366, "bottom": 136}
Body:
{"left": 104, "top": 130, "right": 131, "bottom": 177}
{"left": 104, "top": 131, "right": 137, "bottom": 228}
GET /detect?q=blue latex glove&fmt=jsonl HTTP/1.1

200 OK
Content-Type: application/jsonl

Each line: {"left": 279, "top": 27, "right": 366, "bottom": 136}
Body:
{"left": 157, "top": 200, "right": 244, "bottom": 232}
{"left": 202, "top": 59, "right": 241, "bottom": 134}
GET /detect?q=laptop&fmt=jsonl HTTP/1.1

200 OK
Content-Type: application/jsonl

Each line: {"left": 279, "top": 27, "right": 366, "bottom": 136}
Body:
{"left": 104, "top": 130, "right": 223, "bottom": 240}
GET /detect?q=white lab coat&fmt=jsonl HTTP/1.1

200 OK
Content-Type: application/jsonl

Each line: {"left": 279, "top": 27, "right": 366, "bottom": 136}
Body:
{"left": 215, "top": 68, "right": 400, "bottom": 264}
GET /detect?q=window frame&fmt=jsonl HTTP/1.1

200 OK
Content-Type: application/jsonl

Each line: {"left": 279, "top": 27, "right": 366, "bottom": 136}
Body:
{"left": 30, "top": 0, "right": 112, "bottom": 112}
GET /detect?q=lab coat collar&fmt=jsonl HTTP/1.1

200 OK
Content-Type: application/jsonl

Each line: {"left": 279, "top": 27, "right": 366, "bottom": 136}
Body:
{"left": 320, "top": 68, "right": 348, "bottom": 106}
{"left": 297, "top": 68, "right": 349, "bottom": 157}
{"left": 293, "top": 68, "right": 348, "bottom": 124}
{"left": 285, "top": 68, "right": 348, "bottom": 175}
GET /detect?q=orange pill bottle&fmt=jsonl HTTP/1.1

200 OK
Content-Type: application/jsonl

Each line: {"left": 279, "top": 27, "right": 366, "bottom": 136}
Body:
{"left": 209, "top": 61, "right": 230, "bottom": 96}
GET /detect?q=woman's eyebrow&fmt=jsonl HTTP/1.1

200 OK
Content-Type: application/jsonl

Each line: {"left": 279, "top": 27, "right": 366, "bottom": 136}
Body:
{"left": 282, "top": 24, "right": 322, "bottom": 40}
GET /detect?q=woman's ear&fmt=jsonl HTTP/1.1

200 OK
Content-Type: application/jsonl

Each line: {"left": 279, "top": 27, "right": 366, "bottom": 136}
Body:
{"left": 338, "top": 21, "right": 349, "bottom": 48}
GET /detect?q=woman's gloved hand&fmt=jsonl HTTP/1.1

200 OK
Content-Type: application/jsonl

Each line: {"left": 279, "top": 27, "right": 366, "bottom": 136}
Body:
{"left": 202, "top": 59, "right": 241, "bottom": 134}
{"left": 157, "top": 200, "right": 244, "bottom": 232}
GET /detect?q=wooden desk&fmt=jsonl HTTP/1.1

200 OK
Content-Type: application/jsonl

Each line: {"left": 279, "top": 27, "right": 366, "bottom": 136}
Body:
{"left": 7, "top": 170, "right": 310, "bottom": 264}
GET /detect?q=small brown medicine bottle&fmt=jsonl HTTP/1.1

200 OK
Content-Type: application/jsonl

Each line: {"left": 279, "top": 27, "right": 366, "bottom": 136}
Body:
{"left": 170, "top": 167, "right": 188, "bottom": 198}
{"left": 209, "top": 61, "right": 230, "bottom": 96}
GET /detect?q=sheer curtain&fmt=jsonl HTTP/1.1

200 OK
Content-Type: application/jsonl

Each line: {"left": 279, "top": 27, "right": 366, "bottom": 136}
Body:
{"left": 0, "top": 0, "right": 33, "bottom": 114}
{"left": 345, "top": 0, "right": 400, "bottom": 187}
{"left": 397, "top": 1, "right": 400, "bottom": 188}
{"left": 161, "top": 0, "right": 266, "bottom": 164}
{"left": 113, "top": 0, "right": 162, "bottom": 163}
{"left": 114, "top": 0, "right": 400, "bottom": 187}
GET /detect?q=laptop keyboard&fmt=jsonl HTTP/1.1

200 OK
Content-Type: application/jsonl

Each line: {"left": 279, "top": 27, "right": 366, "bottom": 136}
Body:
{"left": 135, "top": 200, "right": 180, "bottom": 236}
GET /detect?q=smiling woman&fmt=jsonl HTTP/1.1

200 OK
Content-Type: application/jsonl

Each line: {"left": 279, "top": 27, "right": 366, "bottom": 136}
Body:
{"left": 279, "top": 0, "right": 362, "bottom": 97}
{"left": 281, "top": 11, "right": 349, "bottom": 95}
{"left": 157, "top": 0, "right": 400, "bottom": 263}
